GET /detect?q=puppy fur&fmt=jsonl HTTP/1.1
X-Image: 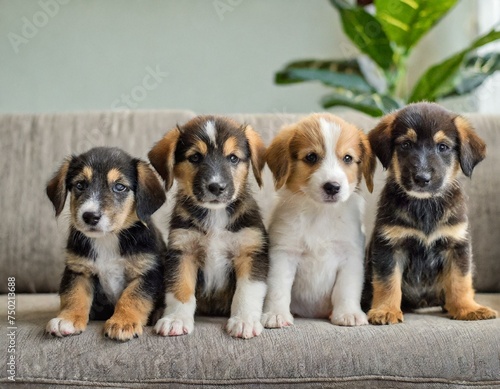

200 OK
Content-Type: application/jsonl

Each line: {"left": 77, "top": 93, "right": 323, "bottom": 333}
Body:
{"left": 46, "top": 147, "right": 167, "bottom": 341}
{"left": 365, "top": 102, "right": 497, "bottom": 324}
{"left": 262, "top": 113, "right": 376, "bottom": 328}
{"left": 148, "top": 115, "right": 268, "bottom": 339}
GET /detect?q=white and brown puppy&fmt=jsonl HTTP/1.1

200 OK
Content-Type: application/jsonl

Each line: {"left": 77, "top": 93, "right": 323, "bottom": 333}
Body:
{"left": 262, "top": 113, "right": 376, "bottom": 327}
{"left": 148, "top": 116, "right": 268, "bottom": 339}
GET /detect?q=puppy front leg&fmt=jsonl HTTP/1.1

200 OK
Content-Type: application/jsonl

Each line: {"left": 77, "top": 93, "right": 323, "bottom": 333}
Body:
{"left": 227, "top": 248, "right": 268, "bottom": 339}
{"left": 155, "top": 251, "right": 197, "bottom": 336}
{"left": 368, "top": 261, "right": 404, "bottom": 325}
{"left": 104, "top": 278, "right": 154, "bottom": 341}
{"left": 262, "top": 248, "right": 299, "bottom": 328}
{"left": 330, "top": 248, "right": 368, "bottom": 326}
{"left": 46, "top": 268, "right": 93, "bottom": 337}
{"left": 443, "top": 261, "right": 497, "bottom": 321}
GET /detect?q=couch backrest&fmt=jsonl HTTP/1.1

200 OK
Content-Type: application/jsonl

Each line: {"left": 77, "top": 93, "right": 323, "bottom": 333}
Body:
{"left": 1, "top": 110, "right": 498, "bottom": 293}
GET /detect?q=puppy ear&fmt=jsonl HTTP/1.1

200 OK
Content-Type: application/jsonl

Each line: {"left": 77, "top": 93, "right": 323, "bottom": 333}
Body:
{"left": 359, "top": 130, "right": 377, "bottom": 193}
{"left": 135, "top": 160, "right": 166, "bottom": 221}
{"left": 46, "top": 158, "right": 72, "bottom": 216}
{"left": 148, "top": 127, "right": 180, "bottom": 191}
{"left": 454, "top": 116, "right": 486, "bottom": 177}
{"left": 266, "top": 127, "right": 294, "bottom": 190}
{"left": 368, "top": 113, "right": 395, "bottom": 169}
{"left": 244, "top": 125, "right": 266, "bottom": 188}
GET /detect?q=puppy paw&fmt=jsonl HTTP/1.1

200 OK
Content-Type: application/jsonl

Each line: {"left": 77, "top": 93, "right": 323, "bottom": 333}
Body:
{"left": 450, "top": 305, "right": 498, "bottom": 321}
{"left": 46, "top": 317, "right": 86, "bottom": 337}
{"left": 154, "top": 315, "right": 194, "bottom": 337}
{"left": 368, "top": 308, "right": 404, "bottom": 325}
{"left": 104, "top": 316, "right": 143, "bottom": 341}
{"left": 330, "top": 310, "right": 368, "bottom": 326}
{"left": 261, "top": 312, "right": 294, "bottom": 328}
{"left": 227, "top": 316, "right": 263, "bottom": 339}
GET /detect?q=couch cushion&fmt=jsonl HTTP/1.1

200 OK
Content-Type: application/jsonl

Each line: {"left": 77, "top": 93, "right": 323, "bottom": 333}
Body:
{"left": 0, "top": 294, "right": 499, "bottom": 388}
{"left": 1, "top": 110, "right": 499, "bottom": 293}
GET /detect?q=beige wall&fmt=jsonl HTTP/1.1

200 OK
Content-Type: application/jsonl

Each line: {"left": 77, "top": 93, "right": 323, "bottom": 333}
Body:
{"left": 0, "top": 0, "right": 481, "bottom": 114}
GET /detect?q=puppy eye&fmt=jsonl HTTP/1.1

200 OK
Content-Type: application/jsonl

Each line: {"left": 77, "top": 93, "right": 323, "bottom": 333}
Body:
{"left": 113, "top": 183, "right": 128, "bottom": 193}
{"left": 188, "top": 153, "right": 202, "bottom": 163}
{"left": 400, "top": 141, "right": 412, "bottom": 150}
{"left": 228, "top": 154, "right": 240, "bottom": 164}
{"left": 343, "top": 155, "right": 353, "bottom": 164}
{"left": 304, "top": 152, "right": 318, "bottom": 164}
{"left": 74, "top": 181, "right": 87, "bottom": 191}
{"left": 437, "top": 143, "right": 450, "bottom": 153}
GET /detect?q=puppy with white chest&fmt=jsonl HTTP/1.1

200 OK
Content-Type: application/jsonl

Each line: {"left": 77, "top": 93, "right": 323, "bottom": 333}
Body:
{"left": 46, "top": 147, "right": 166, "bottom": 341}
{"left": 148, "top": 116, "right": 268, "bottom": 339}
{"left": 262, "top": 113, "right": 376, "bottom": 328}
{"left": 365, "top": 102, "right": 497, "bottom": 324}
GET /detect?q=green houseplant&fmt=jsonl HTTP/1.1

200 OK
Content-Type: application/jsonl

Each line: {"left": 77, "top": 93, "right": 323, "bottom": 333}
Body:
{"left": 275, "top": 0, "right": 500, "bottom": 117}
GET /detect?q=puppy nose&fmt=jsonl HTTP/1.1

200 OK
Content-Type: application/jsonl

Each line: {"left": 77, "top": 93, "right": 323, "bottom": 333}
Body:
{"left": 207, "top": 182, "right": 227, "bottom": 196}
{"left": 414, "top": 172, "right": 431, "bottom": 187}
{"left": 82, "top": 211, "right": 101, "bottom": 226}
{"left": 323, "top": 182, "right": 341, "bottom": 196}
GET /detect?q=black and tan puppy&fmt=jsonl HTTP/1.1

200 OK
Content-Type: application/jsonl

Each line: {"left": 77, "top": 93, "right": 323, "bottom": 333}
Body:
{"left": 46, "top": 147, "right": 166, "bottom": 340}
{"left": 148, "top": 115, "right": 268, "bottom": 339}
{"left": 365, "top": 102, "right": 497, "bottom": 324}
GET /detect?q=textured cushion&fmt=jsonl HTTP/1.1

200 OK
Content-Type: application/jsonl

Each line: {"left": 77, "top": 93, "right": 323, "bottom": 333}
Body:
{"left": 0, "top": 294, "right": 499, "bottom": 388}
{"left": 0, "top": 110, "right": 499, "bottom": 293}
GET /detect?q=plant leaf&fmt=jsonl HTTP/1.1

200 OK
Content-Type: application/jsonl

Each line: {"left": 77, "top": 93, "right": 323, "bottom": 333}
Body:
{"left": 330, "top": 0, "right": 394, "bottom": 70}
{"left": 321, "top": 88, "right": 402, "bottom": 117}
{"left": 439, "top": 53, "right": 500, "bottom": 98}
{"left": 409, "top": 28, "right": 500, "bottom": 103}
{"left": 275, "top": 59, "right": 374, "bottom": 93}
{"left": 375, "top": 0, "right": 458, "bottom": 52}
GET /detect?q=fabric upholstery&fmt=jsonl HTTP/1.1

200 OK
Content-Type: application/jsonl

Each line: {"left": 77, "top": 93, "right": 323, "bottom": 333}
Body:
{"left": 2, "top": 110, "right": 498, "bottom": 292}
{"left": 0, "top": 294, "right": 499, "bottom": 388}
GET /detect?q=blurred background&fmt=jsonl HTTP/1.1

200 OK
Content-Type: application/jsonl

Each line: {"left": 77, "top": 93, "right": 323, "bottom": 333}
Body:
{"left": 1, "top": 0, "right": 498, "bottom": 115}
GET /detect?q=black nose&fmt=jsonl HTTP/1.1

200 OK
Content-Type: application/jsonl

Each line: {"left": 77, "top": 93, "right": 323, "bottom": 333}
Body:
{"left": 82, "top": 212, "right": 101, "bottom": 226}
{"left": 207, "top": 182, "right": 227, "bottom": 196}
{"left": 323, "top": 182, "right": 341, "bottom": 196}
{"left": 414, "top": 172, "right": 431, "bottom": 187}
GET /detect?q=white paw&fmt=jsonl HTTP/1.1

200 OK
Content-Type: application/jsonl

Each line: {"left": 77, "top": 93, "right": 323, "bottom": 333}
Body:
{"left": 330, "top": 310, "right": 368, "bottom": 326}
{"left": 46, "top": 318, "right": 83, "bottom": 337}
{"left": 226, "top": 316, "right": 263, "bottom": 339}
{"left": 154, "top": 315, "right": 194, "bottom": 337}
{"left": 261, "top": 312, "right": 294, "bottom": 328}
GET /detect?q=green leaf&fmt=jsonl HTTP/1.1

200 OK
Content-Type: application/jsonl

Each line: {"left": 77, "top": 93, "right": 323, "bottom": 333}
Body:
{"left": 409, "top": 28, "right": 500, "bottom": 103}
{"left": 275, "top": 59, "right": 374, "bottom": 93}
{"left": 439, "top": 53, "right": 500, "bottom": 99}
{"left": 321, "top": 88, "right": 402, "bottom": 117}
{"left": 375, "top": 0, "right": 458, "bottom": 52}
{"left": 330, "top": 0, "right": 394, "bottom": 70}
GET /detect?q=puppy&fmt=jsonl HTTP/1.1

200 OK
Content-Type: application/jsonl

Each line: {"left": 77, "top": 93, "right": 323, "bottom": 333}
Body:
{"left": 148, "top": 116, "right": 268, "bottom": 339}
{"left": 365, "top": 102, "right": 498, "bottom": 324}
{"left": 46, "top": 147, "right": 167, "bottom": 341}
{"left": 262, "top": 113, "right": 376, "bottom": 328}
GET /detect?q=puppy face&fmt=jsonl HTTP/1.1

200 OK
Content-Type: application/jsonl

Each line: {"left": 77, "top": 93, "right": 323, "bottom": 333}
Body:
{"left": 148, "top": 116, "right": 266, "bottom": 209}
{"left": 47, "top": 147, "right": 165, "bottom": 237}
{"left": 369, "top": 103, "right": 486, "bottom": 198}
{"left": 266, "top": 113, "right": 375, "bottom": 204}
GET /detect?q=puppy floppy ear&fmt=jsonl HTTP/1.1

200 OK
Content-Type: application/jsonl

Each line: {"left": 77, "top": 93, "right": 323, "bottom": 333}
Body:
{"left": 46, "top": 158, "right": 72, "bottom": 216}
{"left": 266, "top": 127, "right": 294, "bottom": 190}
{"left": 454, "top": 116, "right": 486, "bottom": 177}
{"left": 244, "top": 125, "right": 266, "bottom": 188}
{"left": 135, "top": 160, "right": 166, "bottom": 221}
{"left": 359, "top": 130, "right": 377, "bottom": 193}
{"left": 368, "top": 113, "right": 395, "bottom": 169}
{"left": 148, "top": 127, "right": 180, "bottom": 191}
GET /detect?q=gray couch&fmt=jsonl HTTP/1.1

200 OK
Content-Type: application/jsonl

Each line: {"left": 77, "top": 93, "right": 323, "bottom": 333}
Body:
{"left": 0, "top": 110, "right": 499, "bottom": 388}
